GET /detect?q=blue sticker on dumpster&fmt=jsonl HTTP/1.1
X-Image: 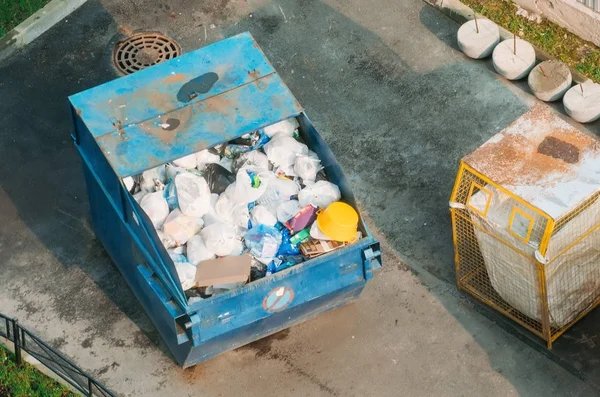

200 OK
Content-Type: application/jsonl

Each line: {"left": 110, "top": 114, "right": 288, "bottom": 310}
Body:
{"left": 263, "top": 286, "right": 294, "bottom": 313}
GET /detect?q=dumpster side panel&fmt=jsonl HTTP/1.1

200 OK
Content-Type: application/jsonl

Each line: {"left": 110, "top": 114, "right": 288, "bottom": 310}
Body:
{"left": 75, "top": 122, "right": 187, "bottom": 308}
{"left": 187, "top": 239, "right": 373, "bottom": 341}
{"left": 80, "top": 156, "right": 191, "bottom": 365}
{"left": 184, "top": 282, "right": 364, "bottom": 366}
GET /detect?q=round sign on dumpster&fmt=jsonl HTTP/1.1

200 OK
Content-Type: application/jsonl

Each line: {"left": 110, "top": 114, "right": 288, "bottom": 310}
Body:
{"left": 263, "top": 286, "right": 294, "bottom": 313}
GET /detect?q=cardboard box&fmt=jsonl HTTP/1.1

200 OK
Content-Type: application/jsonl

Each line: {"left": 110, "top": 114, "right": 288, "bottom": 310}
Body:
{"left": 194, "top": 255, "right": 252, "bottom": 287}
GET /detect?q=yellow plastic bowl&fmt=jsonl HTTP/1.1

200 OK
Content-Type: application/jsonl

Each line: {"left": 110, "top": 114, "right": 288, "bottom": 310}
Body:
{"left": 317, "top": 202, "right": 358, "bottom": 242}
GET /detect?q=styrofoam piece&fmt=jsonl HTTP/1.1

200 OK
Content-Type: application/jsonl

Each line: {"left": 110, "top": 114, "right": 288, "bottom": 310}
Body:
{"left": 457, "top": 19, "right": 500, "bottom": 59}
{"left": 563, "top": 82, "right": 600, "bottom": 123}
{"left": 528, "top": 60, "right": 572, "bottom": 102}
{"left": 492, "top": 38, "right": 536, "bottom": 80}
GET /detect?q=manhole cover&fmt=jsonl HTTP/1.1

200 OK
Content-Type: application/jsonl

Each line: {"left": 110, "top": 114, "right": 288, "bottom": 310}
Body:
{"left": 113, "top": 32, "right": 181, "bottom": 75}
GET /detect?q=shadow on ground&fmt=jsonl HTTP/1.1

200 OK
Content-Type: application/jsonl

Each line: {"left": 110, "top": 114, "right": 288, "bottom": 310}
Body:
{"left": 0, "top": 0, "right": 598, "bottom": 394}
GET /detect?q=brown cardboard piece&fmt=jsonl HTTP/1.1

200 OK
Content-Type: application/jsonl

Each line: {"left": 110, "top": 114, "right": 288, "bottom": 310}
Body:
{"left": 194, "top": 255, "right": 252, "bottom": 287}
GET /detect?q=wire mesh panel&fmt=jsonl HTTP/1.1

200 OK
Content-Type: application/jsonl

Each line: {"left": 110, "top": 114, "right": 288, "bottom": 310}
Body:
{"left": 451, "top": 163, "right": 600, "bottom": 347}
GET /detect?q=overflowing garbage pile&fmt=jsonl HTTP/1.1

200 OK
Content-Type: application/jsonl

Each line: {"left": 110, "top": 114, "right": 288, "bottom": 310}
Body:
{"left": 122, "top": 118, "right": 361, "bottom": 302}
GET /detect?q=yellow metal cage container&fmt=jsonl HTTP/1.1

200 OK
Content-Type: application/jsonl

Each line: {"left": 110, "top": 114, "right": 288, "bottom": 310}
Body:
{"left": 450, "top": 105, "right": 600, "bottom": 348}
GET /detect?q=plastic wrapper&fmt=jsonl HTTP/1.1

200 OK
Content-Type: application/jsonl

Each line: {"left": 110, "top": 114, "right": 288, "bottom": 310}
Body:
{"left": 266, "top": 255, "right": 303, "bottom": 275}
{"left": 140, "top": 191, "right": 169, "bottom": 228}
{"left": 298, "top": 181, "right": 341, "bottom": 209}
{"left": 175, "top": 172, "right": 211, "bottom": 218}
{"left": 201, "top": 222, "right": 239, "bottom": 256}
{"left": 163, "top": 181, "right": 178, "bottom": 210}
{"left": 195, "top": 149, "right": 220, "bottom": 171}
{"left": 277, "top": 229, "right": 301, "bottom": 256}
{"left": 187, "top": 235, "right": 216, "bottom": 265}
{"left": 205, "top": 163, "right": 235, "bottom": 194}
{"left": 244, "top": 224, "right": 283, "bottom": 259}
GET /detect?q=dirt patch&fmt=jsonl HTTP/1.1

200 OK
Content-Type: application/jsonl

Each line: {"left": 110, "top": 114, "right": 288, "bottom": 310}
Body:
{"left": 537, "top": 136, "right": 579, "bottom": 164}
{"left": 529, "top": 60, "right": 571, "bottom": 93}
{"left": 237, "top": 328, "right": 290, "bottom": 357}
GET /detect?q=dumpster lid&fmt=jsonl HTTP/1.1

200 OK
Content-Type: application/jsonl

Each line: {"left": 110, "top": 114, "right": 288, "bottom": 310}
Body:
{"left": 463, "top": 105, "right": 600, "bottom": 220}
{"left": 69, "top": 32, "right": 303, "bottom": 177}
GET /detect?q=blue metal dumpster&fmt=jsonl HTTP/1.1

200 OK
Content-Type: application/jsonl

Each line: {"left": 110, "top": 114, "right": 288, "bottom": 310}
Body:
{"left": 68, "top": 32, "right": 381, "bottom": 367}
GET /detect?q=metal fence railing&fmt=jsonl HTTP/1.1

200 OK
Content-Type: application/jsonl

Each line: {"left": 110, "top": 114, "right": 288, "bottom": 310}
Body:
{"left": 0, "top": 312, "right": 116, "bottom": 397}
{"left": 577, "top": 0, "right": 600, "bottom": 12}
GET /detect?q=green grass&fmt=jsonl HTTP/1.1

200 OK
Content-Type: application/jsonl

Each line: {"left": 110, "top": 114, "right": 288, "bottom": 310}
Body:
{"left": 0, "top": 0, "right": 52, "bottom": 37}
{"left": 0, "top": 344, "right": 74, "bottom": 397}
{"left": 461, "top": 0, "right": 600, "bottom": 82}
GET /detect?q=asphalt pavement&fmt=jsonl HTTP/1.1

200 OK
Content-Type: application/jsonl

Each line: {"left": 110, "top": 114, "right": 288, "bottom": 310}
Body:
{"left": 1, "top": 0, "right": 600, "bottom": 395}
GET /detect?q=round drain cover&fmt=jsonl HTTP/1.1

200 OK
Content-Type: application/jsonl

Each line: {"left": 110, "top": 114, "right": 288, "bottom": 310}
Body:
{"left": 113, "top": 32, "right": 181, "bottom": 75}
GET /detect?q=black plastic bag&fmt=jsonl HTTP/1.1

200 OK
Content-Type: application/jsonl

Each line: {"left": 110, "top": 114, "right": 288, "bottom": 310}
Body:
{"left": 205, "top": 163, "right": 235, "bottom": 194}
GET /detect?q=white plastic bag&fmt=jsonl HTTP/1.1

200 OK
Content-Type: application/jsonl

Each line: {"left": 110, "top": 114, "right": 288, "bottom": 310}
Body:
{"left": 123, "top": 176, "right": 135, "bottom": 192}
{"left": 203, "top": 193, "right": 222, "bottom": 227}
{"left": 175, "top": 173, "right": 211, "bottom": 218}
{"left": 264, "top": 134, "right": 308, "bottom": 170}
{"left": 133, "top": 191, "right": 147, "bottom": 204}
{"left": 310, "top": 221, "right": 332, "bottom": 240}
{"left": 201, "top": 222, "right": 238, "bottom": 256}
{"left": 269, "top": 175, "right": 300, "bottom": 199}
{"left": 162, "top": 209, "right": 204, "bottom": 246}
{"left": 173, "top": 153, "right": 197, "bottom": 169}
{"left": 165, "top": 164, "right": 186, "bottom": 181}
{"left": 174, "top": 261, "right": 197, "bottom": 291}
{"left": 187, "top": 235, "right": 216, "bottom": 265}
{"left": 298, "top": 181, "right": 341, "bottom": 208}
{"left": 140, "top": 166, "right": 167, "bottom": 192}
{"left": 294, "top": 150, "right": 321, "bottom": 182}
{"left": 140, "top": 191, "right": 169, "bottom": 228}
{"left": 232, "top": 151, "right": 269, "bottom": 173}
{"left": 251, "top": 205, "right": 278, "bottom": 227}
{"left": 277, "top": 200, "right": 302, "bottom": 223}
{"left": 263, "top": 118, "right": 299, "bottom": 138}
{"left": 195, "top": 149, "right": 220, "bottom": 171}
{"left": 218, "top": 156, "right": 234, "bottom": 173}
{"left": 215, "top": 194, "right": 250, "bottom": 228}
{"left": 232, "top": 167, "right": 270, "bottom": 204}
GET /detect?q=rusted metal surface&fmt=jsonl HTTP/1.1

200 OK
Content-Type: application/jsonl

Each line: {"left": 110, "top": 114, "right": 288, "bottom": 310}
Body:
{"left": 96, "top": 72, "right": 302, "bottom": 176}
{"left": 70, "top": 32, "right": 303, "bottom": 177}
{"left": 463, "top": 104, "right": 600, "bottom": 219}
{"left": 69, "top": 33, "right": 277, "bottom": 138}
{"left": 113, "top": 32, "right": 182, "bottom": 75}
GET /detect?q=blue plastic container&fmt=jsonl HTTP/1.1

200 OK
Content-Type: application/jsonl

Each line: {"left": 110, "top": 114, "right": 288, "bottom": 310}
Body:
{"left": 69, "top": 32, "right": 381, "bottom": 367}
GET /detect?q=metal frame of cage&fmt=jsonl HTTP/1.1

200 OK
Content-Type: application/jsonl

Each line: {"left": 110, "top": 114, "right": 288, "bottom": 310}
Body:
{"left": 450, "top": 162, "right": 600, "bottom": 349}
